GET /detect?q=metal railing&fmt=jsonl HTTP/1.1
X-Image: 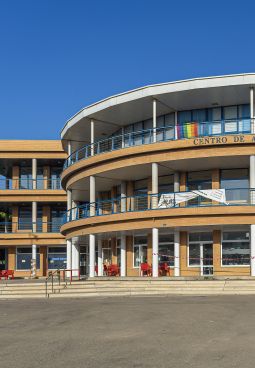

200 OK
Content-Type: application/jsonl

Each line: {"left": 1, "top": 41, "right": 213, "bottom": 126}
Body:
{"left": 64, "top": 118, "right": 253, "bottom": 168}
{"left": 0, "top": 221, "right": 62, "bottom": 233}
{"left": 63, "top": 188, "right": 255, "bottom": 223}
{"left": 0, "top": 178, "right": 62, "bottom": 190}
{"left": 45, "top": 268, "right": 81, "bottom": 297}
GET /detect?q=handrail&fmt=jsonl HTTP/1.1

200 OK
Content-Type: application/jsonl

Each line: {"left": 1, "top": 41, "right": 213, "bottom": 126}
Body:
{"left": 64, "top": 118, "right": 253, "bottom": 169}
{"left": 45, "top": 268, "right": 81, "bottom": 297}
{"left": 45, "top": 269, "right": 61, "bottom": 297}
{"left": 0, "top": 177, "right": 62, "bottom": 190}
{"left": 62, "top": 188, "right": 255, "bottom": 223}
{"left": 0, "top": 221, "right": 62, "bottom": 233}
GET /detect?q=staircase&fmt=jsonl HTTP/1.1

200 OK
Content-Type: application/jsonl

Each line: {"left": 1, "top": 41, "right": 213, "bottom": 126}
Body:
{"left": 2, "top": 279, "right": 255, "bottom": 299}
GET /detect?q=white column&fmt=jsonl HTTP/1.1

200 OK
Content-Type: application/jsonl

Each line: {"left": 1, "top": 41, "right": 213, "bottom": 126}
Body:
{"left": 32, "top": 158, "right": 37, "bottom": 189}
{"left": 251, "top": 225, "right": 255, "bottom": 276}
{"left": 250, "top": 155, "right": 255, "bottom": 276}
{"left": 66, "top": 239, "right": 72, "bottom": 276}
{"left": 121, "top": 181, "right": 126, "bottom": 212}
{"left": 174, "top": 231, "right": 180, "bottom": 277}
{"left": 250, "top": 87, "right": 254, "bottom": 134}
{"left": 121, "top": 127, "right": 125, "bottom": 148}
{"left": 67, "top": 141, "right": 72, "bottom": 165}
{"left": 120, "top": 233, "right": 126, "bottom": 277}
{"left": 152, "top": 228, "right": 159, "bottom": 277}
{"left": 174, "top": 172, "right": 180, "bottom": 192}
{"left": 91, "top": 119, "right": 95, "bottom": 156}
{"left": 32, "top": 201, "right": 37, "bottom": 232}
{"left": 152, "top": 162, "right": 158, "bottom": 209}
{"left": 174, "top": 111, "right": 178, "bottom": 140}
{"left": 97, "top": 238, "right": 103, "bottom": 276}
{"left": 90, "top": 176, "right": 96, "bottom": 216}
{"left": 31, "top": 244, "right": 37, "bottom": 278}
{"left": 89, "top": 234, "right": 95, "bottom": 277}
{"left": 153, "top": 99, "right": 157, "bottom": 143}
{"left": 67, "top": 189, "right": 72, "bottom": 220}
{"left": 71, "top": 242, "right": 79, "bottom": 277}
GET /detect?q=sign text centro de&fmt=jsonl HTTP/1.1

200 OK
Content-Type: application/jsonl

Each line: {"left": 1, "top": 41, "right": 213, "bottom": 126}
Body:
{"left": 193, "top": 135, "right": 255, "bottom": 146}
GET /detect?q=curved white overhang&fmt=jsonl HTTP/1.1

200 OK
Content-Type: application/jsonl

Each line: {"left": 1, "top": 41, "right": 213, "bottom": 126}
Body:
{"left": 61, "top": 73, "right": 255, "bottom": 147}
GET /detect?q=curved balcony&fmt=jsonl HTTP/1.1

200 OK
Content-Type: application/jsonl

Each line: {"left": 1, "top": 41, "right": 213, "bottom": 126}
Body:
{"left": 62, "top": 188, "right": 255, "bottom": 224}
{"left": 64, "top": 119, "right": 252, "bottom": 170}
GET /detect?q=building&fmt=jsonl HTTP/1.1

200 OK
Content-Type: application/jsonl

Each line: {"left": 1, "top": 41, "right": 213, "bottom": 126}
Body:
{"left": 0, "top": 140, "right": 67, "bottom": 277}
{"left": 60, "top": 73, "right": 255, "bottom": 278}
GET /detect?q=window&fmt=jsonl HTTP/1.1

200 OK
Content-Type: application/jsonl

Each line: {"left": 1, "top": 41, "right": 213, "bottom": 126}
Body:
{"left": 16, "top": 247, "right": 40, "bottom": 270}
{"left": 159, "top": 234, "right": 174, "bottom": 267}
{"left": 36, "top": 167, "right": 44, "bottom": 189}
{"left": 18, "top": 206, "right": 32, "bottom": 230}
{"left": 134, "top": 179, "right": 148, "bottom": 211}
{"left": 48, "top": 247, "right": 67, "bottom": 269}
{"left": 222, "top": 231, "right": 250, "bottom": 266}
{"left": 20, "top": 167, "right": 32, "bottom": 189}
{"left": 220, "top": 169, "right": 249, "bottom": 202}
{"left": 50, "top": 167, "right": 62, "bottom": 189}
{"left": 158, "top": 175, "right": 174, "bottom": 193}
{"left": 133, "top": 236, "right": 147, "bottom": 267}
{"left": 186, "top": 171, "right": 212, "bottom": 206}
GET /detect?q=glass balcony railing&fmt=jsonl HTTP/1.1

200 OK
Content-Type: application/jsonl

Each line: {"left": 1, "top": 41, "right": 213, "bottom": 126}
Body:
{"left": 64, "top": 118, "right": 253, "bottom": 169}
{"left": 0, "top": 178, "right": 62, "bottom": 190}
{"left": 62, "top": 188, "right": 254, "bottom": 224}
{"left": 0, "top": 221, "right": 62, "bottom": 233}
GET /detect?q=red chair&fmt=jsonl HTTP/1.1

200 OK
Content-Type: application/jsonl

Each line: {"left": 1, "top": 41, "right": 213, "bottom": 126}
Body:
{"left": 141, "top": 263, "right": 152, "bottom": 276}
{"left": 159, "top": 263, "right": 169, "bottom": 276}
{"left": 107, "top": 264, "right": 119, "bottom": 276}
{"left": 0, "top": 270, "right": 14, "bottom": 280}
{"left": 95, "top": 265, "right": 98, "bottom": 275}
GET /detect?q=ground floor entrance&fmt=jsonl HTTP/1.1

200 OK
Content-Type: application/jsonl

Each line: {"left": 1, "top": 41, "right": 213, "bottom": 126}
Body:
{"left": 0, "top": 248, "right": 7, "bottom": 270}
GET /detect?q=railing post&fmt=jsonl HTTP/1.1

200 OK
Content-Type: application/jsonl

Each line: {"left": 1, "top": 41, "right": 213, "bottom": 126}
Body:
{"left": 250, "top": 87, "right": 254, "bottom": 134}
{"left": 153, "top": 99, "right": 157, "bottom": 143}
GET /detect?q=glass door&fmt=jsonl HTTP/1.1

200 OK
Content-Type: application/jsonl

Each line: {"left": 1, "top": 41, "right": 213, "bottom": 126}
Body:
{"left": 0, "top": 248, "right": 7, "bottom": 270}
{"left": 201, "top": 243, "right": 213, "bottom": 276}
{"left": 80, "top": 245, "right": 89, "bottom": 277}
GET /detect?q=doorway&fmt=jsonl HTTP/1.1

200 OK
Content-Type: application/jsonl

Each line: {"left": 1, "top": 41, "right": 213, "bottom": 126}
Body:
{"left": 189, "top": 233, "right": 213, "bottom": 276}
{"left": 0, "top": 248, "right": 7, "bottom": 271}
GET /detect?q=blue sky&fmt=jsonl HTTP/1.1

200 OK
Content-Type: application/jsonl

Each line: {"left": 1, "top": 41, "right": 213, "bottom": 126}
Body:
{"left": 1, "top": 0, "right": 255, "bottom": 139}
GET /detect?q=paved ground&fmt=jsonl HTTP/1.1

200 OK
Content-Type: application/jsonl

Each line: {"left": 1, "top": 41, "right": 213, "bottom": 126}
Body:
{"left": 0, "top": 296, "right": 255, "bottom": 368}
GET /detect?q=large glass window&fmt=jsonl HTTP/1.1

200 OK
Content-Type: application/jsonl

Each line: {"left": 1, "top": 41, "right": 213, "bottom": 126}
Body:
{"left": 20, "top": 167, "right": 32, "bottom": 189}
{"left": 50, "top": 167, "right": 62, "bottom": 189}
{"left": 134, "top": 179, "right": 148, "bottom": 211}
{"left": 220, "top": 169, "right": 249, "bottom": 202}
{"left": 222, "top": 231, "right": 250, "bottom": 266}
{"left": 48, "top": 247, "right": 67, "bottom": 269}
{"left": 133, "top": 236, "right": 147, "bottom": 267}
{"left": 186, "top": 171, "right": 212, "bottom": 206}
{"left": 16, "top": 247, "right": 40, "bottom": 270}
{"left": 159, "top": 175, "right": 174, "bottom": 193}
{"left": 18, "top": 206, "right": 32, "bottom": 230}
{"left": 159, "top": 234, "right": 174, "bottom": 267}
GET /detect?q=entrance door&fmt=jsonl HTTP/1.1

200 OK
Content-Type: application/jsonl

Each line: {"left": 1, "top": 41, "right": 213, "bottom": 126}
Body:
{"left": 80, "top": 246, "right": 89, "bottom": 277}
{"left": 201, "top": 243, "right": 213, "bottom": 276}
{"left": 0, "top": 248, "right": 7, "bottom": 271}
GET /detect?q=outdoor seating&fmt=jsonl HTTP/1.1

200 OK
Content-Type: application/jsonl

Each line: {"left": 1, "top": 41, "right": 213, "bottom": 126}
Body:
{"left": 0, "top": 270, "right": 14, "bottom": 280}
{"left": 141, "top": 263, "right": 152, "bottom": 276}
{"left": 159, "top": 262, "right": 170, "bottom": 276}
{"left": 107, "top": 264, "right": 119, "bottom": 276}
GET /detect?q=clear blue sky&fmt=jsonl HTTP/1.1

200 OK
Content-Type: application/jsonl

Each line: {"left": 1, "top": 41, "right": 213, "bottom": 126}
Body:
{"left": 1, "top": 0, "right": 255, "bottom": 139}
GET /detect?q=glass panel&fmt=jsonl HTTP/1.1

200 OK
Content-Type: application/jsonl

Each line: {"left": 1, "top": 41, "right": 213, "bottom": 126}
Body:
{"left": 222, "top": 241, "right": 250, "bottom": 265}
{"left": 220, "top": 169, "right": 249, "bottom": 202}
{"left": 222, "top": 231, "right": 250, "bottom": 241}
{"left": 158, "top": 175, "right": 174, "bottom": 193}
{"left": 224, "top": 106, "right": 237, "bottom": 120}
{"left": 16, "top": 248, "right": 40, "bottom": 270}
{"left": 178, "top": 111, "right": 192, "bottom": 124}
{"left": 189, "top": 232, "right": 213, "bottom": 242}
{"left": 159, "top": 234, "right": 174, "bottom": 267}
{"left": 192, "top": 109, "right": 206, "bottom": 122}
{"left": 189, "top": 243, "right": 200, "bottom": 266}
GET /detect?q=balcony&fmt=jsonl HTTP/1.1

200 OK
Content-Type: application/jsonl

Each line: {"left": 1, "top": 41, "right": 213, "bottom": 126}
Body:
{"left": 63, "top": 188, "right": 254, "bottom": 223}
{"left": 0, "top": 221, "right": 62, "bottom": 233}
{"left": 64, "top": 119, "right": 252, "bottom": 169}
{"left": 0, "top": 178, "right": 62, "bottom": 190}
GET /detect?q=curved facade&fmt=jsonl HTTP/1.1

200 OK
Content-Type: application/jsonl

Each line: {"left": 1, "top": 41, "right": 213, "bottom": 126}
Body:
{"left": 61, "top": 74, "right": 255, "bottom": 278}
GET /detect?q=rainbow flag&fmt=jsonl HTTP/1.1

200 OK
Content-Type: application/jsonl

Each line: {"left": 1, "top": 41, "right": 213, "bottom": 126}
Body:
{"left": 177, "top": 122, "right": 199, "bottom": 139}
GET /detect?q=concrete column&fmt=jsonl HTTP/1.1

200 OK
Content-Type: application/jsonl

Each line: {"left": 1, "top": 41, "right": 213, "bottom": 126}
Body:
{"left": 174, "top": 231, "right": 180, "bottom": 277}
{"left": 66, "top": 239, "right": 72, "bottom": 273}
{"left": 67, "top": 189, "right": 72, "bottom": 221}
{"left": 89, "top": 234, "right": 95, "bottom": 277}
{"left": 250, "top": 87, "right": 254, "bottom": 134}
{"left": 151, "top": 162, "right": 158, "bottom": 209}
{"left": 153, "top": 99, "right": 157, "bottom": 143}
{"left": 90, "top": 176, "right": 96, "bottom": 216}
{"left": 174, "top": 111, "right": 178, "bottom": 140}
{"left": 32, "top": 158, "right": 37, "bottom": 190}
{"left": 98, "top": 238, "right": 103, "bottom": 276}
{"left": 120, "top": 233, "right": 126, "bottom": 276}
{"left": 67, "top": 141, "right": 72, "bottom": 166}
{"left": 91, "top": 119, "right": 95, "bottom": 156}
{"left": 250, "top": 156, "right": 255, "bottom": 203}
{"left": 32, "top": 201, "right": 37, "bottom": 232}
{"left": 152, "top": 228, "right": 159, "bottom": 277}
{"left": 31, "top": 244, "right": 37, "bottom": 278}
{"left": 121, "top": 181, "right": 126, "bottom": 212}
{"left": 71, "top": 242, "right": 79, "bottom": 277}
{"left": 251, "top": 225, "right": 255, "bottom": 276}
{"left": 174, "top": 172, "right": 180, "bottom": 192}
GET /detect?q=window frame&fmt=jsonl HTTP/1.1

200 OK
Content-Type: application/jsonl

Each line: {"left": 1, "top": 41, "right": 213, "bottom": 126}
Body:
{"left": 221, "top": 231, "right": 250, "bottom": 267}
